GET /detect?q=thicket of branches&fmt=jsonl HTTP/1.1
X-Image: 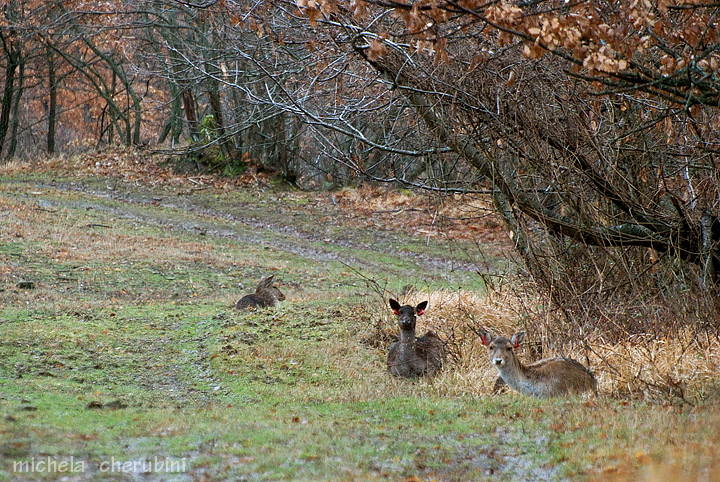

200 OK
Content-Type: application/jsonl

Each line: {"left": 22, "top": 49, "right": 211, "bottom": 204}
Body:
{"left": 327, "top": 0, "right": 720, "bottom": 338}
{"left": 2, "top": 0, "right": 719, "bottom": 337}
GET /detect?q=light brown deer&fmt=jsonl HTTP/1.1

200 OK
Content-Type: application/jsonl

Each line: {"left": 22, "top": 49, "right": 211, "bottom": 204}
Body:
{"left": 387, "top": 299, "right": 446, "bottom": 378}
{"left": 478, "top": 331, "right": 597, "bottom": 398}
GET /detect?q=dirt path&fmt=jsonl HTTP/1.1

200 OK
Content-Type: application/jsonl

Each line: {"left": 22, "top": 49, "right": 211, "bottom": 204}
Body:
{"left": 12, "top": 177, "right": 496, "bottom": 281}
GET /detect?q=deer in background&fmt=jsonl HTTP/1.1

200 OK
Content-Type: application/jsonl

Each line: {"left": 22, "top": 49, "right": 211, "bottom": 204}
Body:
{"left": 387, "top": 299, "right": 446, "bottom": 378}
{"left": 235, "top": 275, "right": 286, "bottom": 309}
{"left": 478, "top": 330, "right": 597, "bottom": 398}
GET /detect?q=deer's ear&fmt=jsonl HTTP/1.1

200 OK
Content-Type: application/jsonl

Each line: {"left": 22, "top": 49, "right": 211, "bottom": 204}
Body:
{"left": 258, "top": 275, "right": 274, "bottom": 290}
{"left": 479, "top": 331, "right": 492, "bottom": 346}
{"left": 389, "top": 299, "right": 401, "bottom": 314}
{"left": 416, "top": 301, "right": 428, "bottom": 315}
{"left": 511, "top": 331, "right": 526, "bottom": 349}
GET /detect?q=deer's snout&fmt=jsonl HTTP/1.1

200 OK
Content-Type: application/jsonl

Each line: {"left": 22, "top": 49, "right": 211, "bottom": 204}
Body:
{"left": 492, "top": 357, "right": 505, "bottom": 366}
{"left": 399, "top": 318, "right": 414, "bottom": 328}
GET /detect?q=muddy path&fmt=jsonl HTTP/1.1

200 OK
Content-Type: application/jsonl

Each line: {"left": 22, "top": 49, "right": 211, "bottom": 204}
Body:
{"left": 8, "top": 176, "right": 500, "bottom": 282}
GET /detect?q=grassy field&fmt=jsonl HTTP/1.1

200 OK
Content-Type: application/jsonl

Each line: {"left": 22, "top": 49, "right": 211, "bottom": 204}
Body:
{"left": 1, "top": 155, "right": 719, "bottom": 481}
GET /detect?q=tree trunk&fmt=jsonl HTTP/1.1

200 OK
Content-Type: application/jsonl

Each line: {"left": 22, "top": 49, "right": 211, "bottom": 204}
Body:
{"left": 182, "top": 89, "right": 200, "bottom": 142}
{"left": 0, "top": 36, "right": 18, "bottom": 158}
{"left": 107, "top": 71, "right": 116, "bottom": 145}
{"left": 130, "top": 85, "right": 141, "bottom": 146}
{"left": 6, "top": 52, "right": 25, "bottom": 159}
{"left": 207, "top": 83, "right": 228, "bottom": 157}
{"left": 47, "top": 44, "right": 57, "bottom": 154}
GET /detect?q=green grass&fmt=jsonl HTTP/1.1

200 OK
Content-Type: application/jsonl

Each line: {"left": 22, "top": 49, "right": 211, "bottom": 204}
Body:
{"left": 1, "top": 171, "right": 719, "bottom": 481}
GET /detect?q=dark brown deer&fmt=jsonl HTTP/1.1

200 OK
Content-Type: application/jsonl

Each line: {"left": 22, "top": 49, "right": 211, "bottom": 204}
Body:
{"left": 235, "top": 275, "right": 286, "bottom": 309}
{"left": 478, "top": 331, "right": 597, "bottom": 397}
{"left": 387, "top": 299, "right": 446, "bottom": 378}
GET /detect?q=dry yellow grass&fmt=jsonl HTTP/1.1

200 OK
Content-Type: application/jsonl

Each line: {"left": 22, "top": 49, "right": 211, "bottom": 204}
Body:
{"left": 332, "top": 185, "right": 507, "bottom": 242}
{"left": 356, "top": 287, "right": 720, "bottom": 404}
{"left": 0, "top": 147, "right": 262, "bottom": 189}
